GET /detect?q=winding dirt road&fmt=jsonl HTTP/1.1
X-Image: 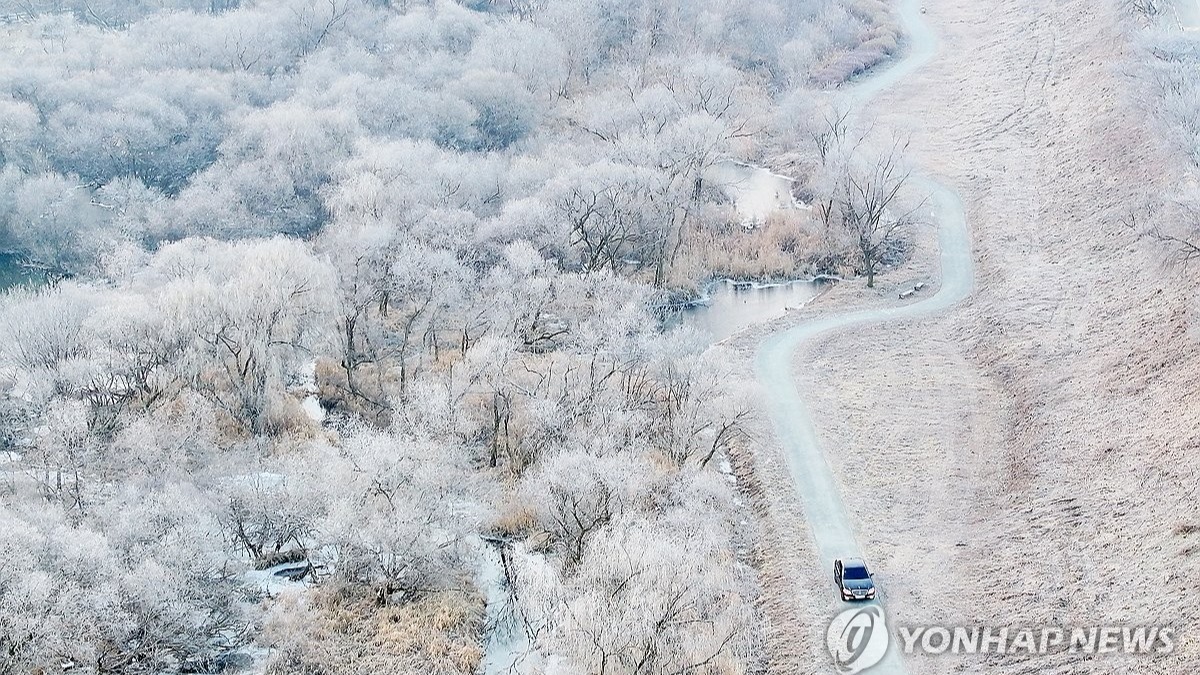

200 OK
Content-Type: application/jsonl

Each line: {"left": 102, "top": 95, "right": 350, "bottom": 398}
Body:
{"left": 756, "top": 0, "right": 968, "bottom": 672}
{"left": 746, "top": 0, "right": 1200, "bottom": 673}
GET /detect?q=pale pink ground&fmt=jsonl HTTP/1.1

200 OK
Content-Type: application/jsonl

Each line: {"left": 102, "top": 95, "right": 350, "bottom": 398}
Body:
{"left": 726, "top": 1, "right": 1200, "bottom": 673}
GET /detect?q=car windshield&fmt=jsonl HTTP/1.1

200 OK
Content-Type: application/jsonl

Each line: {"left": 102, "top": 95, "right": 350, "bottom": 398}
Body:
{"left": 843, "top": 565, "right": 870, "bottom": 580}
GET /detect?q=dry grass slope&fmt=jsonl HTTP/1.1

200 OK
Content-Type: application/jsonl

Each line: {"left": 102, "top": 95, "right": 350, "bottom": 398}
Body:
{"left": 725, "top": 0, "right": 1200, "bottom": 673}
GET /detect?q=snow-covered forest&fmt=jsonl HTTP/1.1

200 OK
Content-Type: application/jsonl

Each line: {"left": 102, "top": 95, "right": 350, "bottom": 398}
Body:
{"left": 0, "top": 1, "right": 901, "bottom": 673}
{"left": 1121, "top": 1, "right": 1200, "bottom": 265}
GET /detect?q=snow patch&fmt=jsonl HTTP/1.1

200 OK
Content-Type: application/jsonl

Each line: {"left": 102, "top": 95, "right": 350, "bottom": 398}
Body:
{"left": 243, "top": 561, "right": 312, "bottom": 597}
{"left": 705, "top": 160, "right": 808, "bottom": 225}
{"left": 479, "top": 541, "right": 542, "bottom": 675}
{"left": 298, "top": 360, "right": 326, "bottom": 423}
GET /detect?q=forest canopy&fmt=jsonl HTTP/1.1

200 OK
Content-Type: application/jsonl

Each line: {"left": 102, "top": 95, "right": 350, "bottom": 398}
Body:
{"left": 0, "top": 0, "right": 899, "bottom": 280}
{"left": 0, "top": 1, "right": 902, "bottom": 673}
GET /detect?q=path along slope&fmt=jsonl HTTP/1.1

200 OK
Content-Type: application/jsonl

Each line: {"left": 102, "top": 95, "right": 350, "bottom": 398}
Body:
{"left": 746, "top": 0, "right": 1200, "bottom": 673}
{"left": 755, "top": 0, "right": 965, "bottom": 673}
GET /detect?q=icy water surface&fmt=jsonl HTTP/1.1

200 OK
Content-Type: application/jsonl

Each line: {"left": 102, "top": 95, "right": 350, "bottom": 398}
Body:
{"left": 679, "top": 279, "right": 830, "bottom": 343}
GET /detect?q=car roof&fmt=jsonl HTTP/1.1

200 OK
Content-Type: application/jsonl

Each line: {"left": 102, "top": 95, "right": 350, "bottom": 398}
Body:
{"left": 841, "top": 557, "right": 868, "bottom": 568}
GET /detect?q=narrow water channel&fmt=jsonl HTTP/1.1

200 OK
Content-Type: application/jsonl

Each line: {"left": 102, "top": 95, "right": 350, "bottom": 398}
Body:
{"left": 0, "top": 253, "right": 42, "bottom": 290}
{"left": 677, "top": 278, "right": 831, "bottom": 343}
{"left": 704, "top": 160, "right": 803, "bottom": 223}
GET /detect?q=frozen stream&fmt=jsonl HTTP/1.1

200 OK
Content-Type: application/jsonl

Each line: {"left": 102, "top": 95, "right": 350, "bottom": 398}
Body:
{"left": 479, "top": 542, "right": 537, "bottom": 675}
{"left": 679, "top": 279, "right": 830, "bottom": 344}
{"left": 0, "top": 253, "right": 47, "bottom": 290}
{"left": 704, "top": 160, "right": 803, "bottom": 224}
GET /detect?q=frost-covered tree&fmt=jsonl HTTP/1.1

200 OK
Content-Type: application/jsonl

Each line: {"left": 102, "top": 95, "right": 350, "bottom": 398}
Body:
{"left": 0, "top": 284, "right": 92, "bottom": 372}
{"left": 149, "top": 238, "right": 336, "bottom": 433}
{"left": 0, "top": 492, "right": 243, "bottom": 675}
{"left": 524, "top": 452, "right": 652, "bottom": 566}
{"left": 517, "top": 520, "right": 752, "bottom": 675}
{"left": 815, "top": 138, "right": 920, "bottom": 287}
{"left": 317, "top": 428, "right": 480, "bottom": 602}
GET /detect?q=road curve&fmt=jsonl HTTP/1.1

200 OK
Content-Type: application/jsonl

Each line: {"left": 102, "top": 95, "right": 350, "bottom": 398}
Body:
{"left": 754, "top": 0, "right": 974, "bottom": 672}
